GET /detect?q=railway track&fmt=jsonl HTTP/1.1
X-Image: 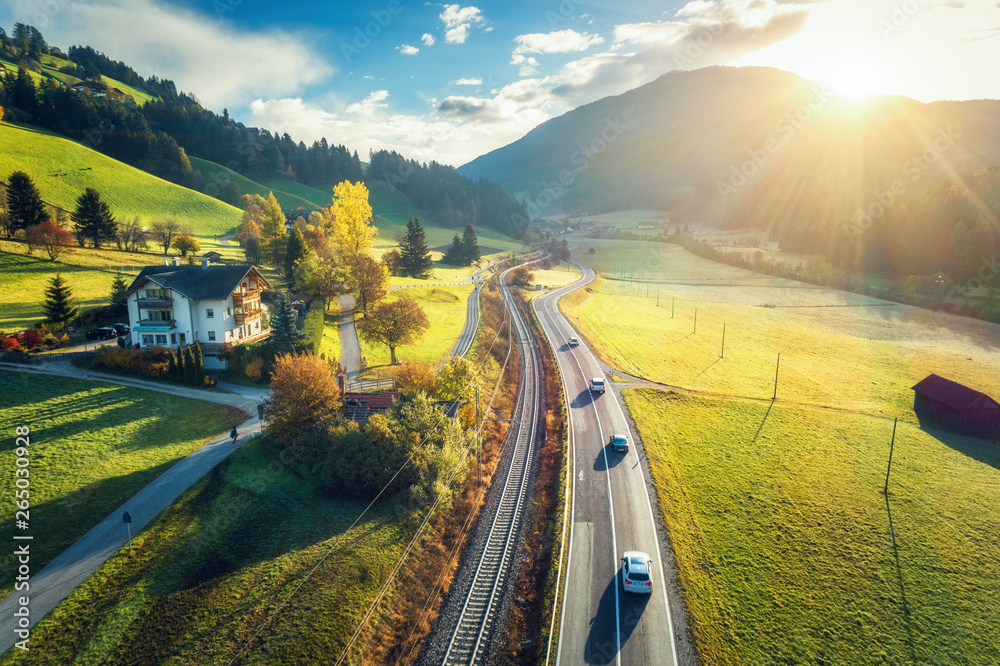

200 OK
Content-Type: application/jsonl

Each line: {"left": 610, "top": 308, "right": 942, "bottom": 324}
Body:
{"left": 435, "top": 264, "right": 544, "bottom": 665}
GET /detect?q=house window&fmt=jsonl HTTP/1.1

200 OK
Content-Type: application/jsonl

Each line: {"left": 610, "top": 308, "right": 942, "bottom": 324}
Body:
{"left": 142, "top": 334, "right": 153, "bottom": 344}
{"left": 171, "top": 333, "right": 177, "bottom": 344}
{"left": 179, "top": 333, "right": 186, "bottom": 343}
{"left": 255, "top": 321, "right": 259, "bottom": 330}
{"left": 155, "top": 335, "right": 167, "bottom": 345}
{"left": 227, "top": 307, "right": 232, "bottom": 316}
{"left": 145, "top": 288, "right": 160, "bottom": 298}
{"left": 208, "top": 331, "right": 216, "bottom": 341}
{"left": 206, "top": 308, "right": 214, "bottom": 318}
{"left": 150, "top": 310, "right": 172, "bottom": 321}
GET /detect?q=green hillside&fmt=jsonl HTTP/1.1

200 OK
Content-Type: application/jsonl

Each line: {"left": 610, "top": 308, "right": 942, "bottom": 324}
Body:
{"left": 0, "top": 55, "right": 155, "bottom": 106}
{"left": 188, "top": 157, "right": 317, "bottom": 211}
{"left": 0, "top": 122, "right": 242, "bottom": 235}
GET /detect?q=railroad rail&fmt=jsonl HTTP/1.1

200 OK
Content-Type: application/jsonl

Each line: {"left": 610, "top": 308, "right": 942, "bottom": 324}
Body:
{"left": 438, "top": 264, "right": 543, "bottom": 665}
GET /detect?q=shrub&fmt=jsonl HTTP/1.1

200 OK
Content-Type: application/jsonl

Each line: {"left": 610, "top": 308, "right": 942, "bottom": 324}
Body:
{"left": 263, "top": 352, "right": 342, "bottom": 442}
{"left": 42, "top": 333, "right": 59, "bottom": 347}
{"left": 19, "top": 329, "right": 44, "bottom": 350}
{"left": 245, "top": 358, "right": 264, "bottom": 380}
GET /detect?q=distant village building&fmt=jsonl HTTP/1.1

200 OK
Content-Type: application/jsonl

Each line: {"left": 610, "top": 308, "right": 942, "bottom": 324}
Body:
{"left": 201, "top": 251, "right": 223, "bottom": 263}
{"left": 0, "top": 63, "right": 7, "bottom": 74}
{"left": 122, "top": 258, "right": 272, "bottom": 369}
{"left": 912, "top": 374, "right": 1000, "bottom": 433}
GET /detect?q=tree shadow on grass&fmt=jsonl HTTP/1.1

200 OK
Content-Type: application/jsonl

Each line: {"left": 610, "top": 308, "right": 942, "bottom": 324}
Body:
{"left": 915, "top": 415, "right": 1000, "bottom": 473}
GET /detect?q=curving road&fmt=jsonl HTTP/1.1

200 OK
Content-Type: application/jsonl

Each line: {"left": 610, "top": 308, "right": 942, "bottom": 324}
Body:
{"left": 533, "top": 262, "right": 681, "bottom": 666}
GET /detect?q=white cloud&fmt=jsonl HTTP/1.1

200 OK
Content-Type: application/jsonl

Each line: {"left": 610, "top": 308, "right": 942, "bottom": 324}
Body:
{"left": 422, "top": 33, "right": 436, "bottom": 46}
{"left": 249, "top": 95, "right": 544, "bottom": 167}
{"left": 451, "top": 78, "right": 483, "bottom": 85}
{"left": 345, "top": 90, "right": 390, "bottom": 115}
{"left": 15, "top": 0, "right": 330, "bottom": 112}
{"left": 396, "top": 44, "right": 420, "bottom": 55}
{"left": 512, "top": 30, "right": 605, "bottom": 55}
{"left": 440, "top": 5, "right": 487, "bottom": 44}
{"left": 511, "top": 54, "right": 541, "bottom": 77}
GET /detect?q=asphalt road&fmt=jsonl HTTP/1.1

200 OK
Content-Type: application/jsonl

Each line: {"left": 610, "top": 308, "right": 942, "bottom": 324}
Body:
{"left": 533, "top": 263, "right": 680, "bottom": 666}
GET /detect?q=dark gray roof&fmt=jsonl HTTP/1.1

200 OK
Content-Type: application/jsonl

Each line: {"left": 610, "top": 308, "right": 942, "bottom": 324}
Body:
{"left": 125, "top": 265, "right": 270, "bottom": 302}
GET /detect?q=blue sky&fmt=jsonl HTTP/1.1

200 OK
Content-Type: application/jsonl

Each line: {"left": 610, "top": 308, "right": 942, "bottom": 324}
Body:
{"left": 3, "top": 0, "right": 1000, "bottom": 165}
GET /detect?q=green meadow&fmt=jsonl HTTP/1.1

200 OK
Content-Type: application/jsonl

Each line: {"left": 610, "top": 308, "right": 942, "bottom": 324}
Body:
{"left": 0, "top": 251, "right": 120, "bottom": 332}
{"left": 0, "top": 435, "right": 403, "bottom": 665}
{"left": 0, "top": 122, "right": 242, "bottom": 235}
{"left": 0, "top": 370, "right": 245, "bottom": 595}
{"left": 359, "top": 284, "right": 475, "bottom": 368}
{"left": 624, "top": 389, "right": 1000, "bottom": 665}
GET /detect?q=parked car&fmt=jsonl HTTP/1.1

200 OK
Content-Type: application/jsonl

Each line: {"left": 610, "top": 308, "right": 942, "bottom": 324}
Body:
{"left": 568, "top": 337, "right": 580, "bottom": 347}
{"left": 112, "top": 323, "right": 130, "bottom": 336}
{"left": 621, "top": 551, "right": 653, "bottom": 594}
{"left": 85, "top": 327, "right": 117, "bottom": 341}
{"left": 610, "top": 434, "right": 629, "bottom": 453}
{"left": 589, "top": 376, "right": 605, "bottom": 394}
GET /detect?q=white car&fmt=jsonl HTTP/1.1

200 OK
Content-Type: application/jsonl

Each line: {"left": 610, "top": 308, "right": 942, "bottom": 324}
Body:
{"left": 621, "top": 551, "right": 653, "bottom": 594}
{"left": 589, "top": 377, "right": 605, "bottom": 393}
{"left": 568, "top": 337, "right": 580, "bottom": 347}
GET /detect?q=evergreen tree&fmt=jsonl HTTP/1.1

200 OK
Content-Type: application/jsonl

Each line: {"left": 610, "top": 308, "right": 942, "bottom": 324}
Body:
{"left": 72, "top": 188, "right": 117, "bottom": 248}
{"left": 108, "top": 273, "right": 128, "bottom": 310}
{"left": 6, "top": 171, "right": 48, "bottom": 235}
{"left": 166, "top": 348, "right": 177, "bottom": 381}
{"left": 461, "top": 224, "right": 480, "bottom": 264}
{"left": 193, "top": 342, "right": 205, "bottom": 385}
{"left": 399, "top": 216, "right": 433, "bottom": 279}
{"left": 441, "top": 233, "right": 465, "bottom": 266}
{"left": 42, "top": 274, "right": 79, "bottom": 331}
{"left": 183, "top": 345, "right": 195, "bottom": 385}
{"left": 284, "top": 226, "right": 307, "bottom": 279}
{"left": 269, "top": 293, "right": 299, "bottom": 354}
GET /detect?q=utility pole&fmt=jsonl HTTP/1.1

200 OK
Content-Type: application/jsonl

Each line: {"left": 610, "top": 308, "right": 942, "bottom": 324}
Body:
{"left": 773, "top": 353, "right": 780, "bottom": 401}
{"left": 884, "top": 418, "right": 898, "bottom": 494}
{"left": 656, "top": 290, "right": 660, "bottom": 307}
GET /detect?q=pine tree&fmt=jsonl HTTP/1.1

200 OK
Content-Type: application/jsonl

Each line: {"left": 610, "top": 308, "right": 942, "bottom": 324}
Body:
{"left": 461, "top": 224, "right": 480, "bottom": 264}
{"left": 193, "top": 342, "right": 205, "bottom": 385}
{"left": 183, "top": 345, "right": 196, "bottom": 385}
{"left": 441, "top": 233, "right": 465, "bottom": 266}
{"left": 42, "top": 275, "right": 79, "bottom": 331}
{"left": 71, "top": 188, "right": 117, "bottom": 248}
{"left": 260, "top": 192, "right": 287, "bottom": 267}
{"left": 284, "top": 226, "right": 307, "bottom": 279}
{"left": 108, "top": 273, "right": 128, "bottom": 310}
{"left": 166, "top": 348, "right": 178, "bottom": 382}
{"left": 269, "top": 293, "right": 299, "bottom": 354}
{"left": 399, "top": 216, "right": 433, "bottom": 279}
{"left": 6, "top": 171, "right": 48, "bottom": 235}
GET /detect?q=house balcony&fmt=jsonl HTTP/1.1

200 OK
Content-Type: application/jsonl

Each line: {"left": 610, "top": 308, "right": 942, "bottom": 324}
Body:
{"left": 234, "top": 309, "right": 263, "bottom": 326}
{"left": 136, "top": 297, "right": 174, "bottom": 308}
{"left": 133, "top": 319, "right": 176, "bottom": 332}
{"left": 232, "top": 289, "right": 261, "bottom": 307}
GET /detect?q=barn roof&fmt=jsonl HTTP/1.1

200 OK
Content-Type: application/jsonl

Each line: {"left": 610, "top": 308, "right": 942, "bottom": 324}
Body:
{"left": 912, "top": 374, "right": 998, "bottom": 410}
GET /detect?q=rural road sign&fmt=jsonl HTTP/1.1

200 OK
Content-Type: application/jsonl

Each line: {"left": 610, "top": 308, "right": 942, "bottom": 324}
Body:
{"left": 122, "top": 511, "right": 132, "bottom": 524}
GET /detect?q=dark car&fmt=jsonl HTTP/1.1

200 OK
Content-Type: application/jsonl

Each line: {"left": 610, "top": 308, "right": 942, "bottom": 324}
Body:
{"left": 610, "top": 434, "right": 629, "bottom": 453}
{"left": 86, "top": 327, "right": 117, "bottom": 341}
{"left": 112, "top": 323, "right": 130, "bottom": 336}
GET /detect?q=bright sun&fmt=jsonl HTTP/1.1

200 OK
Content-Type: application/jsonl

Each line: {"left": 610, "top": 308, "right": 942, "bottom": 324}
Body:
{"left": 816, "top": 56, "right": 891, "bottom": 101}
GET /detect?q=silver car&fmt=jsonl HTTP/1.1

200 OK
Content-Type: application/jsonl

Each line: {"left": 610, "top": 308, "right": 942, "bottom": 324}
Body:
{"left": 621, "top": 551, "right": 653, "bottom": 594}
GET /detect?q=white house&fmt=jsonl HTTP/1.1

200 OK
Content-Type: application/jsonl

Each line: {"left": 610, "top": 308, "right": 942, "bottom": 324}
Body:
{"left": 123, "top": 258, "right": 272, "bottom": 369}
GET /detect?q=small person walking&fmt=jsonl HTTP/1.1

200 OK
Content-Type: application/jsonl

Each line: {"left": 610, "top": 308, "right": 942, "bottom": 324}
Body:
{"left": 230, "top": 425, "right": 238, "bottom": 445}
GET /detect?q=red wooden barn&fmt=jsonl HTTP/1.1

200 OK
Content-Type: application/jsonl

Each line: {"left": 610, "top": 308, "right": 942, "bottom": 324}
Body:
{"left": 912, "top": 374, "right": 1000, "bottom": 434}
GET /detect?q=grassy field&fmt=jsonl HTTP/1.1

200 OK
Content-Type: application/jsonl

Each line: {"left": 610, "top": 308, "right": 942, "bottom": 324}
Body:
{"left": 189, "top": 157, "right": 318, "bottom": 211}
{"left": 359, "top": 284, "right": 475, "bottom": 367}
{"left": 528, "top": 264, "right": 582, "bottom": 290}
{"left": 318, "top": 302, "right": 341, "bottom": 366}
{"left": 0, "top": 370, "right": 245, "bottom": 595}
{"left": 563, "top": 243, "right": 1000, "bottom": 419}
{"left": 0, "top": 435, "right": 403, "bottom": 665}
{"left": 0, "top": 122, "right": 242, "bottom": 235}
{"left": 0, "top": 250, "right": 121, "bottom": 332}
{"left": 624, "top": 389, "right": 1000, "bottom": 665}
